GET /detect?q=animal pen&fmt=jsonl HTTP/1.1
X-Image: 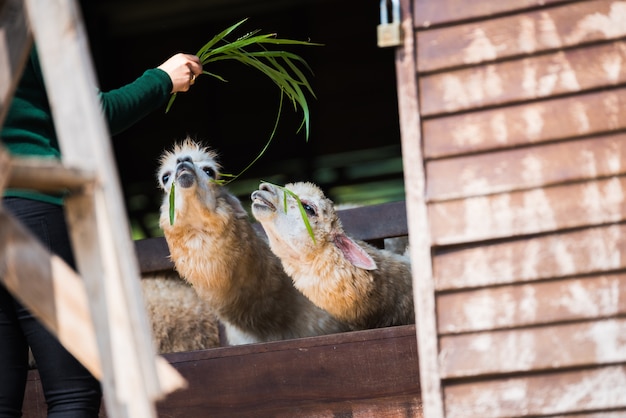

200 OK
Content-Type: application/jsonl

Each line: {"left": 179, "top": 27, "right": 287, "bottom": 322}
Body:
{"left": 3, "top": 0, "right": 626, "bottom": 417}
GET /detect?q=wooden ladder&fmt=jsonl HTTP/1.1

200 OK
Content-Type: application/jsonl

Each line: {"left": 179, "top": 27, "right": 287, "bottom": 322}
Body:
{"left": 0, "top": 1, "right": 186, "bottom": 417}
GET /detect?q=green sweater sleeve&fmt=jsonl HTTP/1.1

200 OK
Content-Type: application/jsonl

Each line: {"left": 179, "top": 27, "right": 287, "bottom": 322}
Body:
{"left": 99, "top": 68, "right": 173, "bottom": 135}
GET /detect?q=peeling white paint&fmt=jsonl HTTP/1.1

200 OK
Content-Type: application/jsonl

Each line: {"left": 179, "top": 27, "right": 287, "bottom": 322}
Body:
{"left": 559, "top": 281, "right": 601, "bottom": 317}
{"left": 588, "top": 320, "right": 626, "bottom": 363}
{"left": 469, "top": 333, "right": 492, "bottom": 352}
{"left": 464, "top": 27, "right": 499, "bottom": 64}
{"left": 463, "top": 196, "right": 492, "bottom": 241}
{"left": 518, "top": 17, "right": 537, "bottom": 53}
{"left": 441, "top": 74, "right": 469, "bottom": 111}
{"left": 490, "top": 112, "right": 508, "bottom": 144}
{"left": 605, "top": 140, "right": 622, "bottom": 173}
{"left": 538, "top": 12, "right": 562, "bottom": 49}
{"left": 442, "top": 67, "right": 503, "bottom": 111}
{"left": 552, "top": 239, "right": 576, "bottom": 276}
{"left": 603, "top": 93, "right": 621, "bottom": 129}
{"left": 521, "top": 240, "right": 541, "bottom": 279}
{"left": 582, "top": 177, "right": 625, "bottom": 224}
{"left": 522, "top": 107, "right": 545, "bottom": 140}
{"left": 601, "top": 50, "right": 623, "bottom": 83}
{"left": 518, "top": 285, "right": 538, "bottom": 323}
{"left": 521, "top": 154, "right": 544, "bottom": 186}
{"left": 463, "top": 293, "right": 496, "bottom": 330}
{"left": 571, "top": 101, "right": 590, "bottom": 134}
{"left": 492, "top": 193, "right": 515, "bottom": 238}
{"left": 587, "top": 224, "right": 623, "bottom": 271}
{"left": 451, "top": 120, "right": 483, "bottom": 147}
{"left": 521, "top": 188, "right": 557, "bottom": 233}
{"left": 581, "top": 149, "right": 598, "bottom": 178}
{"left": 566, "top": 2, "right": 626, "bottom": 45}
{"left": 460, "top": 166, "right": 491, "bottom": 196}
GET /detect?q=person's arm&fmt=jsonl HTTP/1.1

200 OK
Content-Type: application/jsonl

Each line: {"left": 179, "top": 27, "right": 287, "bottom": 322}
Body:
{"left": 99, "top": 53, "right": 202, "bottom": 135}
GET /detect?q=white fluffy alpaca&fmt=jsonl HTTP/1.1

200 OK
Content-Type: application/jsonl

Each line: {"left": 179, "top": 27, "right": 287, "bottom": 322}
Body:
{"left": 251, "top": 181, "right": 414, "bottom": 330}
{"left": 157, "top": 139, "right": 350, "bottom": 345}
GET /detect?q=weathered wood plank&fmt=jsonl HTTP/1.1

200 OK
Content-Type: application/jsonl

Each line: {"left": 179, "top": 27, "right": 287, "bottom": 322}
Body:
{"left": 0, "top": 0, "right": 32, "bottom": 125}
{"left": 7, "top": 156, "right": 95, "bottom": 194}
{"left": 429, "top": 176, "right": 626, "bottom": 246}
{"left": 439, "top": 318, "right": 626, "bottom": 379}
{"left": 417, "top": 0, "right": 626, "bottom": 73}
{"left": 433, "top": 224, "right": 626, "bottom": 291}
{"left": 158, "top": 325, "right": 421, "bottom": 417}
{"left": 397, "top": 1, "right": 446, "bottom": 416}
{"left": 413, "top": 0, "right": 573, "bottom": 28}
{"left": 437, "top": 272, "right": 626, "bottom": 334}
{"left": 444, "top": 365, "right": 626, "bottom": 418}
{"left": 420, "top": 40, "right": 626, "bottom": 116}
{"left": 25, "top": 325, "right": 422, "bottom": 418}
{"left": 423, "top": 87, "right": 626, "bottom": 159}
{"left": 426, "top": 134, "right": 626, "bottom": 201}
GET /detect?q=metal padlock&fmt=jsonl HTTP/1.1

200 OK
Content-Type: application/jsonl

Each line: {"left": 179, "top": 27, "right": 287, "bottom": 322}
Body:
{"left": 377, "top": 0, "right": 402, "bottom": 48}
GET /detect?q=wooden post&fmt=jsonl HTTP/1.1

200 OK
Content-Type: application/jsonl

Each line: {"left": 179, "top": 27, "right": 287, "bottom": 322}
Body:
{"left": 396, "top": 0, "right": 445, "bottom": 416}
{"left": 0, "top": 0, "right": 32, "bottom": 125}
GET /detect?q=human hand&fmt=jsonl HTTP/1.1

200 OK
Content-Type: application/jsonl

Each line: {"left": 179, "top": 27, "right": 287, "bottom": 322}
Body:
{"left": 157, "top": 53, "right": 203, "bottom": 93}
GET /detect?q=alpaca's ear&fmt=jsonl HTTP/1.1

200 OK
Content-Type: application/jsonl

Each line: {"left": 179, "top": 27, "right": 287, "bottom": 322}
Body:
{"left": 332, "top": 234, "right": 377, "bottom": 270}
{"left": 225, "top": 194, "right": 249, "bottom": 219}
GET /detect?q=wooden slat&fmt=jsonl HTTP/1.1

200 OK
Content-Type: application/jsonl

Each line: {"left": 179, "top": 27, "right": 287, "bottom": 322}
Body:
{"left": 336, "top": 200, "right": 408, "bottom": 241}
{"left": 419, "top": 40, "right": 626, "bottom": 116}
{"left": 439, "top": 318, "right": 626, "bottom": 379}
{"left": 25, "top": 325, "right": 422, "bottom": 417}
{"left": 429, "top": 176, "right": 626, "bottom": 246}
{"left": 437, "top": 272, "right": 626, "bottom": 334}
{"left": 423, "top": 87, "right": 626, "bottom": 159}
{"left": 426, "top": 134, "right": 626, "bottom": 201}
{"left": 0, "top": 0, "right": 32, "bottom": 125}
{"left": 444, "top": 365, "right": 626, "bottom": 418}
{"left": 433, "top": 224, "right": 626, "bottom": 291}
{"left": 158, "top": 325, "right": 422, "bottom": 417}
{"left": 413, "top": 0, "right": 572, "bottom": 28}
{"left": 8, "top": 157, "right": 95, "bottom": 193}
{"left": 417, "top": 0, "right": 626, "bottom": 73}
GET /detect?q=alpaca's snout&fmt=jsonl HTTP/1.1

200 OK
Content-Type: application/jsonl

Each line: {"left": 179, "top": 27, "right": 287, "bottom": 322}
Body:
{"left": 175, "top": 161, "right": 197, "bottom": 188}
{"left": 259, "top": 182, "right": 275, "bottom": 193}
{"left": 251, "top": 186, "right": 276, "bottom": 213}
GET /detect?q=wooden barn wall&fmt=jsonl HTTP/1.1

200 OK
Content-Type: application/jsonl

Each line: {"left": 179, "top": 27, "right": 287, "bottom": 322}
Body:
{"left": 402, "top": 0, "right": 626, "bottom": 417}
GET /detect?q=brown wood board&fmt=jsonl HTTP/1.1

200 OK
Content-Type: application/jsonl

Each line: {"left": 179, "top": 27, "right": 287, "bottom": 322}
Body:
{"left": 26, "top": 325, "right": 422, "bottom": 417}
{"left": 443, "top": 365, "right": 626, "bottom": 417}
{"left": 413, "top": 0, "right": 573, "bottom": 28}
{"left": 432, "top": 223, "right": 626, "bottom": 291}
{"left": 426, "top": 133, "right": 626, "bottom": 201}
{"left": 439, "top": 318, "right": 626, "bottom": 379}
{"left": 419, "top": 40, "right": 626, "bottom": 116}
{"left": 416, "top": 0, "right": 626, "bottom": 73}
{"left": 422, "top": 87, "right": 626, "bottom": 159}
{"left": 428, "top": 175, "right": 626, "bottom": 246}
{"left": 437, "top": 272, "right": 626, "bottom": 334}
{"left": 157, "top": 325, "right": 421, "bottom": 417}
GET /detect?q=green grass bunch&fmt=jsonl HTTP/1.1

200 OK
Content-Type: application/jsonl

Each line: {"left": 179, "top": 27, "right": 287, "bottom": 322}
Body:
{"left": 166, "top": 19, "right": 319, "bottom": 232}
{"left": 167, "top": 18, "right": 319, "bottom": 142}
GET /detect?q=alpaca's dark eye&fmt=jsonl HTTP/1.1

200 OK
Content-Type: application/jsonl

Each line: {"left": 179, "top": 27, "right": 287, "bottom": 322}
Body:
{"left": 302, "top": 202, "right": 316, "bottom": 217}
{"left": 161, "top": 172, "right": 171, "bottom": 185}
{"left": 203, "top": 167, "right": 216, "bottom": 178}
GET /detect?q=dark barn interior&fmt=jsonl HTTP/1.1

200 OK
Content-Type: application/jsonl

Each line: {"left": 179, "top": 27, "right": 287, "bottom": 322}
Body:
{"left": 77, "top": 0, "right": 404, "bottom": 238}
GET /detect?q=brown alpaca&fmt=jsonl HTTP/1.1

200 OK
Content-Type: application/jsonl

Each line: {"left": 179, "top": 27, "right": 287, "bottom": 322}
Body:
{"left": 157, "top": 139, "right": 349, "bottom": 345}
{"left": 251, "top": 181, "right": 414, "bottom": 330}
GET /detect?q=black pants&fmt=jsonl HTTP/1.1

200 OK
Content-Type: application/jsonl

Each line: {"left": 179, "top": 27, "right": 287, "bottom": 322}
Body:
{"left": 0, "top": 197, "right": 102, "bottom": 418}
